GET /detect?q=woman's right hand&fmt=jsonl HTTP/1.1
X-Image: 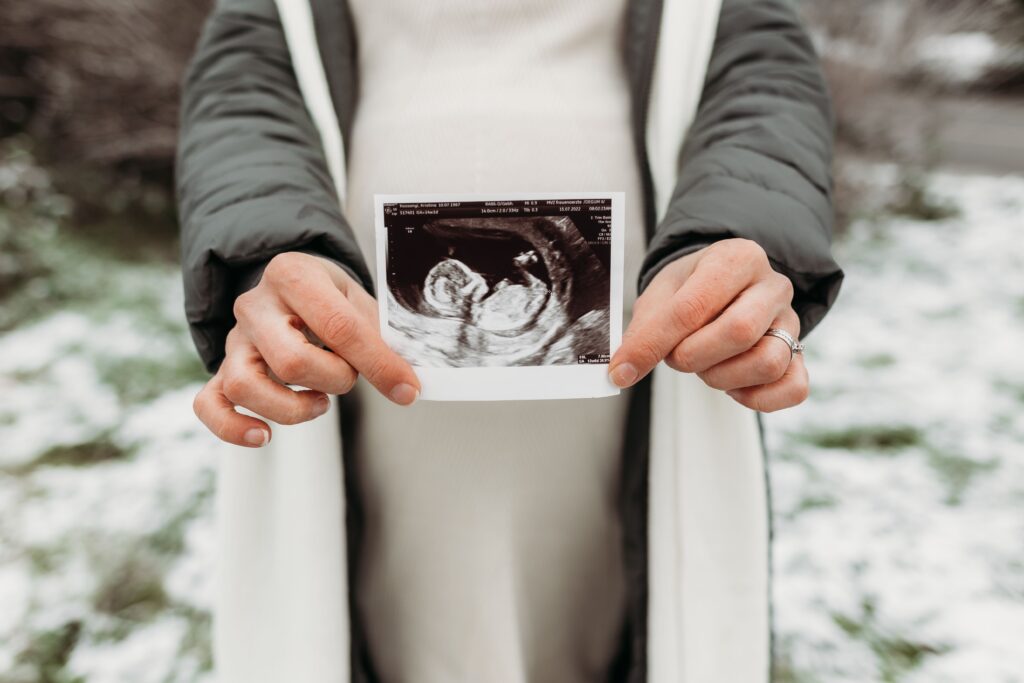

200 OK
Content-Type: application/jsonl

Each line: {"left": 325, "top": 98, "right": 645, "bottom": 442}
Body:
{"left": 193, "top": 252, "right": 421, "bottom": 447}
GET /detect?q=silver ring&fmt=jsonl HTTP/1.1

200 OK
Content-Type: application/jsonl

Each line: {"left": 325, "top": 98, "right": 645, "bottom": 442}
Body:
{"left": 764, "top": 327, "right": 804, "bottom": 357}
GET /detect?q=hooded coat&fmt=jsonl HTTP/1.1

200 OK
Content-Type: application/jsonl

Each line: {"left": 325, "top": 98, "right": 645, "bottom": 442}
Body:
{"left": 175, "top": 0, "right": 844, "bottom": 681}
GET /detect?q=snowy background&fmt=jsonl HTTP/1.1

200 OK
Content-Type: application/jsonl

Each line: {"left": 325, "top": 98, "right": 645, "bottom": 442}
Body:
{"left": 769, "top": 168, "right": 1024, "bottom": 683}
{"left": 1, "top": 0, "right": 1022, "bottom": 681}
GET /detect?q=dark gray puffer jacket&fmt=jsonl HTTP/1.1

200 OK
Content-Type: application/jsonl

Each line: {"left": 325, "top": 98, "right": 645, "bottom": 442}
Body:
{"left": 177, "top": 0, "right": 843, "bottom": 374}
{"left": 176, "top": 1, "right": 844, "bottom": 681}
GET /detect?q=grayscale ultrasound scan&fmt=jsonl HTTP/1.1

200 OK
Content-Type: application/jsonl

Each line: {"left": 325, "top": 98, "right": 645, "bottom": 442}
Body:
{"left": 381, "top": 199, "right": 615, "bottom": 368}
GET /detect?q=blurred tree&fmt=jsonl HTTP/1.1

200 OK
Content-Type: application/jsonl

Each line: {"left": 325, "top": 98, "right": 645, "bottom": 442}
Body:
{"left": 0, "top": 0, "right": 212, "bottom": 177}
{"left": 0, "top": 0, "right": 1019, "bottom": 217}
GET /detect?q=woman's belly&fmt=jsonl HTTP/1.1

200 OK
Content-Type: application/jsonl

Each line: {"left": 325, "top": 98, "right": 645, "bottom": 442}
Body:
{"left": 342, "top": 1, "right": 643, "bottom": 680}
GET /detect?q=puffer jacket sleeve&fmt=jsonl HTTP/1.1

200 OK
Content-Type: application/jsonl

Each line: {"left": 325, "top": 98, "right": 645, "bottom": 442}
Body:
{"left": 639, "top": 0, "right": 844, "bottom": 338}
{"left": 176, "top": 0, "right": 372, "bottom": 372}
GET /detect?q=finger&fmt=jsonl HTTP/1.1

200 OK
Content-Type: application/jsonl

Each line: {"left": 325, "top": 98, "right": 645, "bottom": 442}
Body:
{"left": 726, "top": 352, "right": 809, "bottom": 413}
{"left": 666, "top": 278, "right": 789, "bottom": 373}
{"left": 694, "top": 307, "right": 801, "bottom": 389}
{"left": 220, "top": 331, "right": 332, "bottom": 424}
{"left": 278, "top": 269, "right": 420, "bottom": 405}
{"left": 193, "top": 375, "right": 273, "bottom": 448}
{"left": 300, "top": 253, "right": 384, "bottom": 328}
{"left": 240, "top": 299, "right": 359, "bottom": 394}
{"left": 318, "top": 263, "right": 386, "bottom": 334}
{"left": 628, "top": 254, "right": 700, "bottom": 322}
{"left": 610, "top": 251, "right": 758, "bottom": 387}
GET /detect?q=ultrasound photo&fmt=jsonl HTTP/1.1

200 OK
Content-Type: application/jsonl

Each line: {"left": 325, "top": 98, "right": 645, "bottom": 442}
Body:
{"left": 379, "top": 197, "right": 617, "bottom": 370}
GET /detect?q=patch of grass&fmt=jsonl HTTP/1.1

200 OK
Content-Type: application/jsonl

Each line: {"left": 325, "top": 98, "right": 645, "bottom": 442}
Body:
{"left": 858, "top": 352, "right": 897, "bottom": 368}
{"left": 0, "top": 211, "right": 59, "bottom": 331}
{"left": 6, "top": 621, "right": 85, "bottom": 683}
{"left": 832, "top": 596, "right": 949, "bottom": 683}
{"left": 82, "top": 267, "right": 186, "bottom": 337}
{"left": 90, "top": 618, "right": 137, "bottom": 645}
{"left": 925, "top": 448, "right": 999, "bottom": 506}
{"left": 145, "top": 473, "right": 215, "bottom": 558}
{"left": 0, "top": 204, "right": 183, "bottom": 334}
{"left": 7, "top": 366, "right": 50, "bottom": 383}
{"left": 924, "top": 304, "right": 967, "bottom": 320}
{"left": 0, "top": 212, "right": 57, "bottom": 297}
{"left": 793, "top": 492, "right": 839, "bottom": 517}
{"left": 91, "top": 546, "right": 169, "bottom": 623}
{"left": 25, "top": 545, "right": 65, "bottom": 575}
{"left": 176, "top": 605, "right": 214, "bottom": 674}
{"left": 145, "top": 514, "right": 193, "bottom": 559}
{"left": 988, "top": 413, "right": 1017, "bottom": 436}
{"left": 804, "top": 424, "right": 924, "bottom": 452}
{"left": 807, "top": 384, "right": 847, "bottom": 401}
{"left": 772, "top": 641, "right": 821, "bottom": 683}
{"left": 96, "top": 352, "right": 206, "bottom": 406}
{"left": 887, "top": 170, "right": 959, "bottom": 222}
{"left": 9, "top": 435, "right": 133, "bottom": 475}
{"left": 995, "top": 379, "right": 1024, "bottom": 405}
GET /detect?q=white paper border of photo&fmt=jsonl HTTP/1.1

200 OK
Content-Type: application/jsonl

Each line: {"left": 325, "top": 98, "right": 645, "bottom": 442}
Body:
{"left": 374, "top": 191, "right": 625, "bottom": 401}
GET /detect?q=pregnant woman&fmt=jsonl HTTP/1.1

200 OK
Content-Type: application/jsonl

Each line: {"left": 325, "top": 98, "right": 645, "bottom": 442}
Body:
{"left": 176, "top": 0, "right": 844, "bottom": 681}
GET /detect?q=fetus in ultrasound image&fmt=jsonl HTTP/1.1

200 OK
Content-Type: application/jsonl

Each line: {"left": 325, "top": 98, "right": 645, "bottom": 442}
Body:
{"left": 383, "top": 202, "right": 613, "bottom": 367}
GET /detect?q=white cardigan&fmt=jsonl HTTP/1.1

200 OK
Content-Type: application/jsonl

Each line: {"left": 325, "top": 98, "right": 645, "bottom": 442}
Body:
{"left": 213, "top": 1, "right": 769, "bottom": 681}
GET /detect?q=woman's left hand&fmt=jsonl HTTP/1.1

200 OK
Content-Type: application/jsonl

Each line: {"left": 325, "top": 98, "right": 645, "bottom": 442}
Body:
{"left": 608, "top": 238, "right": 808, "bottom": 412}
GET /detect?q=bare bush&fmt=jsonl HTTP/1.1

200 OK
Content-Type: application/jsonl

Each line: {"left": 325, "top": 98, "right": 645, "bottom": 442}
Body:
{"left": 804, "top": 0, "right": 1024, "bottom": 93}
{"left": 799, "top": 0, "right": 1024, "bottom": 230}
{"left": 0, "top": 0, "right": 212, "bottom": 172}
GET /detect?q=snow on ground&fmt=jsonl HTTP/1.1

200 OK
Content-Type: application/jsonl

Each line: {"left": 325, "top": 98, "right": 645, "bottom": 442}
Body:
{"left": 0, "top": 250, "right": 218, "bottom": 680}
{"left": 0, "top": 166, "right": 1021, "bottom": 682}
{"left": 766, "top": 168, "right": 1024, "bottom": 682}
{"left": 913, "top": 32, "right": 1004, "bottom": 84}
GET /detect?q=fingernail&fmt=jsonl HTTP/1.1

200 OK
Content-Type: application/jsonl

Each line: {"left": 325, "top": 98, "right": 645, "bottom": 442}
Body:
{"left": 313, "top": 395, "right": 330, "bottom": 416}
{"left": 610, "top": 363, "right": 638, "bottom": 388}
{"left": 244, "top": 428, "right": 270, "bottom": 447}
{"left": 390, "top": 383, "right": 419, "bottom": 405}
